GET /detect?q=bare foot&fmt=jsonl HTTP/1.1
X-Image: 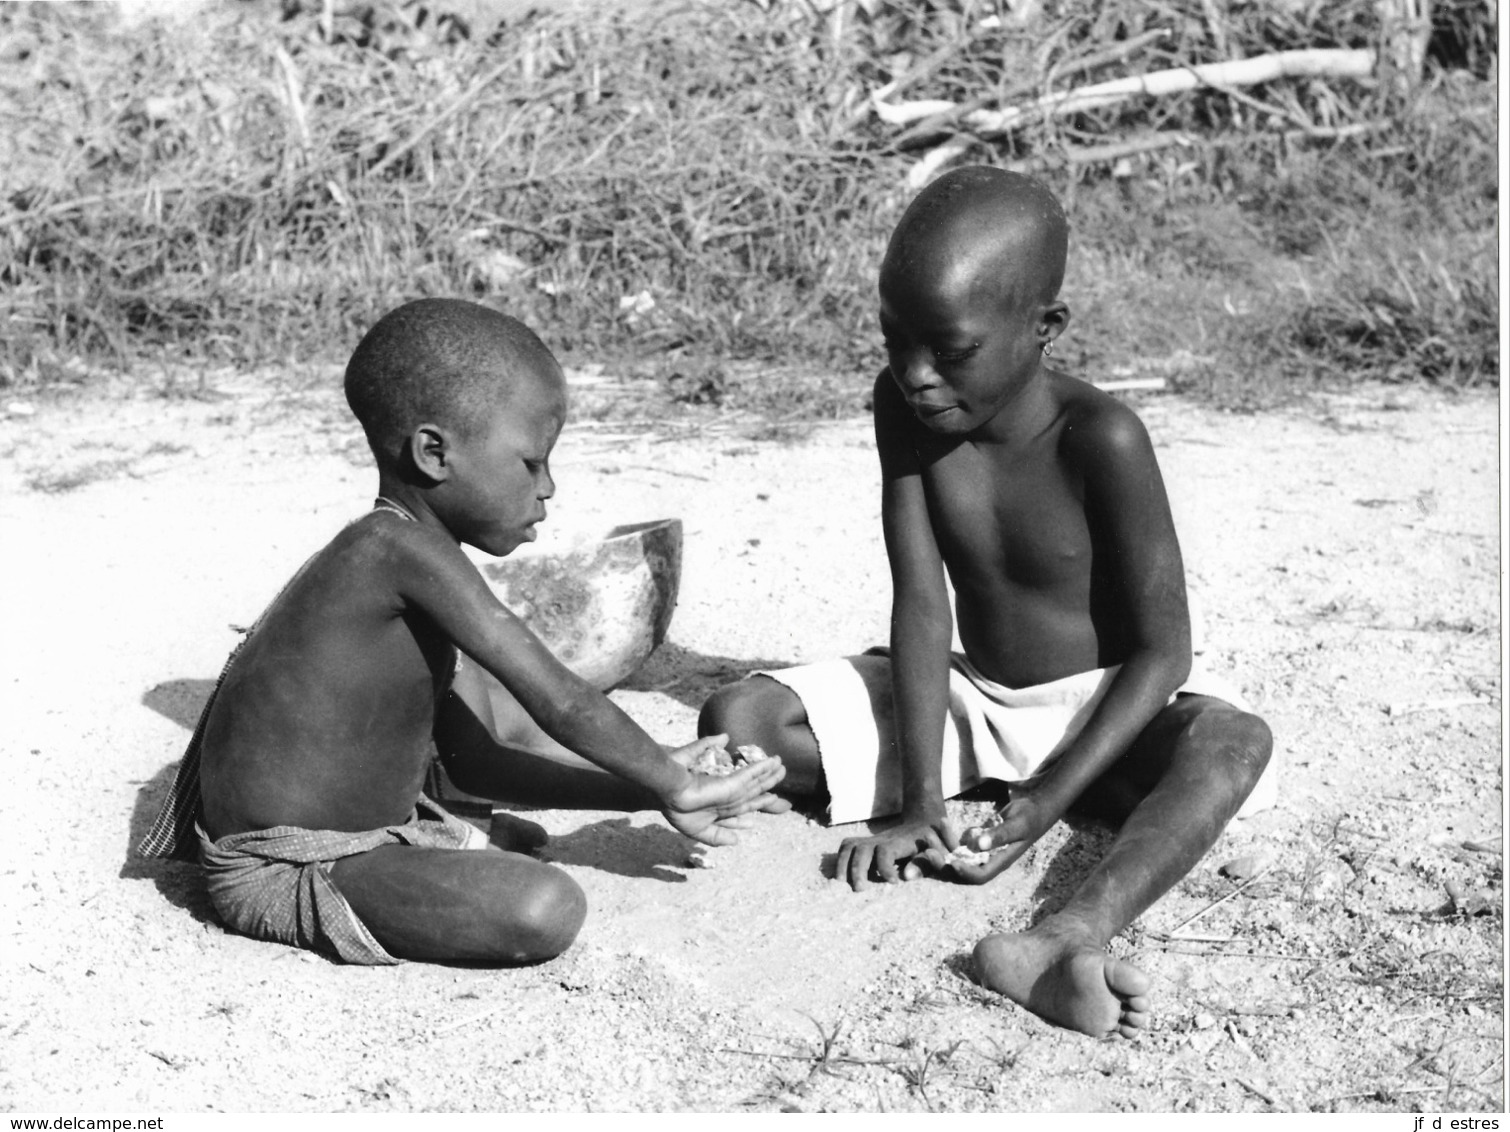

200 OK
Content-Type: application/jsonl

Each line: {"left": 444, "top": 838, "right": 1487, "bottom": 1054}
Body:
{"left": 973, "top": 925, "right": 1151, "bottom": 1039}
{"left": 488, "top": 812, "right": 549, "bottom": 855}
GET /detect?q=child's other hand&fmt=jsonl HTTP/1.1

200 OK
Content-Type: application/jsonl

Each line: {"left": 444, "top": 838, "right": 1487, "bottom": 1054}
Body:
{"left": 836, "top": 817, "right": 959, "bottom": 891}
{"left": 661, "top": 734, "right": 789, "bottom": 847}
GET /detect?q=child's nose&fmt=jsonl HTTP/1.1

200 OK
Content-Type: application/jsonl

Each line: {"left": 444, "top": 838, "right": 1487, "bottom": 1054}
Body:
{"left": 538, "top": 467, "right": 556, "bottom": 498}
{"left": 898, "top": 352, "right": 939, "bottom": 393}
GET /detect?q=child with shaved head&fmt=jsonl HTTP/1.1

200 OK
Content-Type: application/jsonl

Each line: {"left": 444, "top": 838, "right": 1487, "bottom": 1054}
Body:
{"left": 702, "top": 168, "right": 1273, "bottom": 1038}
{"left": 140, "top": 298, "right": 785, "bottom": 965}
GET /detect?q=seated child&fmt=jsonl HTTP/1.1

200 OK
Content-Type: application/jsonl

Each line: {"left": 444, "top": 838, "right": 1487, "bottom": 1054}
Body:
{"left": 700, "top": 167, "right": 1273, "bottom": 1039}
{"left": 139, "top": 298, "right": 785, "bottom": 966}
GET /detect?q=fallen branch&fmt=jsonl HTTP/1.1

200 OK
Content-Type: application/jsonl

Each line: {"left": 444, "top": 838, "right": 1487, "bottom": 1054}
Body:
{"left": 889, "top": 30, "right": 1174, "bottom": 150}
{"left": 876, "top": 48, "right": 1378, "bottom": 135}
{"left": 909, "top": 131, "right": 1195, "bottom": 190}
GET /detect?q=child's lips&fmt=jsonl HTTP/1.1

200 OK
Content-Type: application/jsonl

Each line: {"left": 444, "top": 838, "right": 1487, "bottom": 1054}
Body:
{"left": 911, "top": 400, "right": 956, "bottom": 420}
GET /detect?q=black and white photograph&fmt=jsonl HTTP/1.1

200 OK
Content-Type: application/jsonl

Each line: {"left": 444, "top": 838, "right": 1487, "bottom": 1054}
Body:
{"left": 2, "top": 0, "right": 1501, "bottom": 1115}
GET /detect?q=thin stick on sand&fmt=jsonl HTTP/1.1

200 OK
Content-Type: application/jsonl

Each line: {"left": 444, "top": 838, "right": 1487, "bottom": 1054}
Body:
{"left": 1156, "top": 864, "right": 1275, "bottom": 939}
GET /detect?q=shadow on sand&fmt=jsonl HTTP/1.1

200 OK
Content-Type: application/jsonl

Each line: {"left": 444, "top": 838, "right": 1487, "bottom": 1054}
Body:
{"left": 121, "top": 677, "right": 219, "bottom": 925}
{"left": 614, "top": 639, "right": 797, "bottom": 713}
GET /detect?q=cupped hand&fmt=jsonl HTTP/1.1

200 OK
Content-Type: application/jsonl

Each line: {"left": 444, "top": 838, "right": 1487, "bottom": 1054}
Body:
{"left": 835, "top": 815, "right": 958, "bottom": 891}
{"left": 945, "top": 790, "right": 1057, "bottom": 885}
{"left": 660, "top": 734, "right": 789, "bottom": 847}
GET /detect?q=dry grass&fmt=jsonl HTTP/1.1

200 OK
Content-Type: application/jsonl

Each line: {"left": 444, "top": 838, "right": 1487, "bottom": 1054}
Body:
{"left": 0, "top": 0, "right": 1497, "bottom": 409}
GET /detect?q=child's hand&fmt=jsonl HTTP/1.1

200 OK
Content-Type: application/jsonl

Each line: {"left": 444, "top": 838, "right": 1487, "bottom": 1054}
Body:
{"left": 660, "top": 735, "right": 789, "bottom": 847}
{"left": 836, "top": 816, "right": 959, "bottom": 891}
{"left": 944, "top": 790, "right": 1058, "bottom": 885}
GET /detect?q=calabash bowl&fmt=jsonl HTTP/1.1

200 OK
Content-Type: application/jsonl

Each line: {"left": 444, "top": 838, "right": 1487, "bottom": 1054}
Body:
{"left": 476, "top": 517, "right": 683, "bottom": 690}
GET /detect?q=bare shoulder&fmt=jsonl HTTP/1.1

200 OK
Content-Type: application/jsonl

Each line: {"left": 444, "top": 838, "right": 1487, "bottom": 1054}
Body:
{"left": 338, "top": 510, "right": 470, "bottom": 574}
{"left": 1052, "top": 373, "right": 1157, "bottom": 477}
{"left": 286, "top": 511, "right": 479, "bottom": 616}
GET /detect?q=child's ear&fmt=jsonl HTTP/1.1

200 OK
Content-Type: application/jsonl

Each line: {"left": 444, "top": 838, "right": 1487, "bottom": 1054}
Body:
{"left": 407, "top": 424, "right": 451, "bottom": 484}
{"left": 1040, "top": 300, "right": 1071, "bottom": 347}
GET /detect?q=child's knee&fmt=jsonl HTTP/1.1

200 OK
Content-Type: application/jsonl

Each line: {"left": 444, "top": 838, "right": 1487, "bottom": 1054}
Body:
{"left": 505, "top": 867, "right": 587, "bottom": 961}
{"left": 698, "top": 678, "right": 770, "bottom": 738}
{"left": 1198, "top": 706, "right": 1272, "bottom": 785}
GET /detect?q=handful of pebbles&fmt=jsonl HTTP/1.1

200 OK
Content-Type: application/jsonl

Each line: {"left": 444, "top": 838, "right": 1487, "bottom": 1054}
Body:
{"left": 683, "top": 743, "right": 774, "bottom": 870}
{"left": 947, "top": 825, "right": 997, "bottom": 868}
{"left": 689, "top": 742, "right": 771, "bottom": 777}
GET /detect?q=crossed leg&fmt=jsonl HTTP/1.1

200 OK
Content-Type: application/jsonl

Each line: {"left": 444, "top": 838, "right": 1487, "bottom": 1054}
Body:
{"left": 329, "top": 844, "right": 587, "bottom": 963}
{"left": 321, "top": 663, "right": 638, "bottom": 965}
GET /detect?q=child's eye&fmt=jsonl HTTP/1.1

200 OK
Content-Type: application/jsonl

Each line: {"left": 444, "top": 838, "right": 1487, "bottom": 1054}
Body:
{"left": 935, "top": 345, "right": 978, "bottom": 363}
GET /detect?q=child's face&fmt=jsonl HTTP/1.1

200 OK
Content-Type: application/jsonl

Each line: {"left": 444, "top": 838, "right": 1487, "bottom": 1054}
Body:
{"left": 445, "top": 368, "right": 566, "bottom": 557}
{"left": 879, "top": 261, "right": 1045, "bottom": 436}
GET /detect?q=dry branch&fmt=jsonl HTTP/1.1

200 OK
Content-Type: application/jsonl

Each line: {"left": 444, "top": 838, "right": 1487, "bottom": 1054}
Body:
{"left": 876, "top": 48, "right": 1379, "bottom": 134}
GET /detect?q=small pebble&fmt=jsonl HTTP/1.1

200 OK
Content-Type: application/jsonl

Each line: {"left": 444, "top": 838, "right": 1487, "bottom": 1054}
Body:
{"left": 948, "top": 845, "right": 991, "bottom": 867}
{"left": 1219, "top": 853, "right": 1272, "bottom": 881}
{"left": 1193, "top": 1012, "right": 1217, "bottom": 1030}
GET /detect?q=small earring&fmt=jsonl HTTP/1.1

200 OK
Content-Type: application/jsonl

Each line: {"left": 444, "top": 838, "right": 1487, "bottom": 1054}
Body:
{"left": 1041, "top": 341, "right": 1054, "bottom": 357}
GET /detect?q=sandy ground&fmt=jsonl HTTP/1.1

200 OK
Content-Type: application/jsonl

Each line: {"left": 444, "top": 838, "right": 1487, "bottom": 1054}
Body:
{"left": 1, "top": 375, "right": 1501, "bottom": 1113}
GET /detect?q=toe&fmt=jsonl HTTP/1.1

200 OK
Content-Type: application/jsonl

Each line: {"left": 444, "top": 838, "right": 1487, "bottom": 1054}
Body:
{"left": 1120, "top": 1009, "right": 1149, "bottom": 1031}
{"left": 1103, "top": 956, "right": 1152, "bottom": 999}
{"left": 1124, "top": 994, "right": 1150, "bottom": 1014}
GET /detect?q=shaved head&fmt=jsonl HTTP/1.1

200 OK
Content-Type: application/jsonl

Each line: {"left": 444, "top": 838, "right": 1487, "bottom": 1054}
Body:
{"left": 882, "top": 167, "right": 1068, "bottom": 312}
{"left": 344, "top": 298, "right": 563, "bottom": 463}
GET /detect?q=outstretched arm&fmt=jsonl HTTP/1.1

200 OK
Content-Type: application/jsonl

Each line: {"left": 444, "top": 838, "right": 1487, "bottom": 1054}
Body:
{"left": 951, "top": 399, "right": 1191, "bottom": 884}
{"left": 391, "top": 527, "right": 785, "bottom": 840}
{"left": 835, "top": 374, "right": 961, "bottom": 889}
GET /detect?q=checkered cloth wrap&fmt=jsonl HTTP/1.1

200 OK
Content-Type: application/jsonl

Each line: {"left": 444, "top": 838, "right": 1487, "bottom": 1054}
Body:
{"left": 197, "top": 798, "right": 488, "bottom": 965}
{"left": 136, "top": 641, "right": 246, "bottom": 861}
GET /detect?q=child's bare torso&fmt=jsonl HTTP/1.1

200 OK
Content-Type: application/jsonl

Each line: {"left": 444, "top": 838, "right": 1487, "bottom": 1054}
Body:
{"left": 198, "top": 518, "right": 458, "bottom": 840}
{"left": 909, "top": 374, "right": 1136, "bottom": 689}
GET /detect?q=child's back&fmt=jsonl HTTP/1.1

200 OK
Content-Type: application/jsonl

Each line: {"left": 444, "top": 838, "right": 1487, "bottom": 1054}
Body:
{"left": 199, "top": 510, "right": 474, "bottom": 840}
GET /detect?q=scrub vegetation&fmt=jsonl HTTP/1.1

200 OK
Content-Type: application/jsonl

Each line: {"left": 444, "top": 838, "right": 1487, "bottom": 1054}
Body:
{"left": 0, "top": 0, "right": 1496, "bottom": 409}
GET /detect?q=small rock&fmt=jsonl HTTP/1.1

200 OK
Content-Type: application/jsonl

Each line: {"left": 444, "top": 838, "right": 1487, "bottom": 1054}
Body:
{"left": 1219, "top": 853, "right": 1272, "bottom": 881}
{"left": 6, "top": 401, "right": 36, "bottom": 417}
{"left": 1193, "top": 1012, "right": 1218, "bottom": 1030}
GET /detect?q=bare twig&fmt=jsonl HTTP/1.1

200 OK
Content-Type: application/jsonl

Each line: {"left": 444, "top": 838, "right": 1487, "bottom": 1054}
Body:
{"left": 1156, "top": 864, "right": 1275, "bottom": 938}
{"left": 881, "top": 49, "right": 1378, "bottom": 135}
{"left": 1236, "top": 1077, "right": 1285, "bottom": 1109}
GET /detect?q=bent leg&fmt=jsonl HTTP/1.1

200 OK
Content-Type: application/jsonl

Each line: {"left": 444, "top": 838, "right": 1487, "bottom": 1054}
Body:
{"left": 698, "top": 674, "right": 824, "bottom": 796}
{"left": 329, "top": 844, "right": 587, "bottom": 963}
{"left": 699, "top": 656, "right": 899, "bottom": 802}
{"left": 975, "top": 696, "right": 1272, "bottom": 1038}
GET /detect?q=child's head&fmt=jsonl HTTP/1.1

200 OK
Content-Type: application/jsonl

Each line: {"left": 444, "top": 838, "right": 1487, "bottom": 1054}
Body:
{"left": 345, "top": 299, "right": 562, "bottom": 461}
{"left": 345, "top": 299, "right": 567, "bottom": 554}
{"left": 878, "top": 167, "right": 1070, "bottom": 432}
